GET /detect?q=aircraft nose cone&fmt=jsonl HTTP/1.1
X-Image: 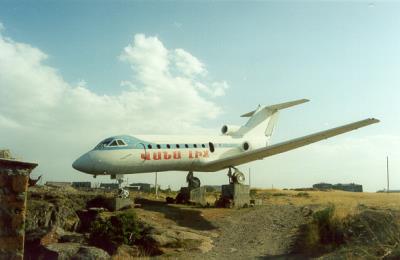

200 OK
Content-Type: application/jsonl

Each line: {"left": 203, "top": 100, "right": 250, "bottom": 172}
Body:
{"left": 72, "top": 153, "right": 93, "bottom": 173}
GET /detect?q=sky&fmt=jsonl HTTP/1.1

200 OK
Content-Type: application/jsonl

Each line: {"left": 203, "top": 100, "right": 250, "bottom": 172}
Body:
{"left": 0, "top": 1, "right": 399, "bottom": 192}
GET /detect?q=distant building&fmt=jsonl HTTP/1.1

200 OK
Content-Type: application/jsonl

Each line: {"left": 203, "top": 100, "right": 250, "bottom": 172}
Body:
{"left": 377, "top": 189, "right": 400, "bottom": 193}
{"left": 313, "top": 183, "right": 333, "bottom": 190}
{"left": 128, "top": 183, "right": 154, "bottom": 192}
{"left": 45, "top": 181, "right": 72, "bottom": 188}
{"left": 313, "top": 182, "right": 363, "bottom": 192}
{"left": 333, "top": 183, "right": 363, "bottom": 192}
{"left": 72, "top": 182, "right": 91, "bottom": 188}
{"left": 100, "top": 183, "right": 119, "bottom": 189}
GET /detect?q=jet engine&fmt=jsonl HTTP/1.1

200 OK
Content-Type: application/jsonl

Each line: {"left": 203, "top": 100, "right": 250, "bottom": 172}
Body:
{"left": 221, "top": 125, "right": 241, "bottom": 135}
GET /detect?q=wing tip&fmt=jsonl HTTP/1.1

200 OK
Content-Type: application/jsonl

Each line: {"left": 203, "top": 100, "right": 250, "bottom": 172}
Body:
{"left": 368, "top": 118, "right": 380, "bottom": 124}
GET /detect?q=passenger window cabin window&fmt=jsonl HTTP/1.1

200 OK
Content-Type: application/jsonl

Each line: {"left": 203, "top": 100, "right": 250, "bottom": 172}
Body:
{"left": 202, "top": 144, "right": 206, "bottom": 148}
{"left": 176, "top": 144, "right": 180, "bottom": 148}
{"left": 193, "top": 144, "right": 197, "bottom": 148}
{"left": 157, "top": 144, "right": 161, "bottom": 149}
{"left": 117, "top": 140, "right": 125, "bottom": 146}
{"left": 185, "top": 144, "right": 189, "bottom": 148}
{"left": 147, "top": 144, "right": 152, "bottom": 149}
{"left": 209, "top": 142, "right": 215, "bottom": 153}
{"left": 167, "top": 144, "right": 170, "bottom": 149}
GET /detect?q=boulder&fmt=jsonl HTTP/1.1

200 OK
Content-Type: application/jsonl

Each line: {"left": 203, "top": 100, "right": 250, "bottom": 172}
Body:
{"left": 26, "top": 199, "right": 80, "bottom": 232}
{"left": 143, "top": 225, "right": 213, "bottom": 253}
{"left": 111, "top": 245, "right": 141, "bottom": 259}
{"left": 43, "top": 243, "right": 110, "bottom": 260}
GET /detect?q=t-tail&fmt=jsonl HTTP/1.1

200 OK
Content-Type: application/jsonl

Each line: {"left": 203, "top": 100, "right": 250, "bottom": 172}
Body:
{"left": 221, "top": 99, "right": 309, "bottom": 138}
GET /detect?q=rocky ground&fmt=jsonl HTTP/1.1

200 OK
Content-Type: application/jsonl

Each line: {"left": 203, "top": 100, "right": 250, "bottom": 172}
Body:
{"left": 179, "top": 205, "right": 313, "bottom": 259}
{"left": 24, "top": 186, "right": 400, "bottom": 259}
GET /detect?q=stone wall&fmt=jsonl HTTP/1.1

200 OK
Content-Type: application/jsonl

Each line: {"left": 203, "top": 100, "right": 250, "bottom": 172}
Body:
{"left": 0, "top": 157, "right": 37, "bottom": 260}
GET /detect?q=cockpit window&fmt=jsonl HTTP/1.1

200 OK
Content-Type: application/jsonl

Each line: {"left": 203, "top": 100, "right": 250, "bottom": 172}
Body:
{"left": 95, "top": 138, "right": 113, "bottom": 148}
{"left": 117, "top": 140, "right": 126, "bottom": 146}
{"left": 109, "top": 140, "right": 118, "bottom": 146}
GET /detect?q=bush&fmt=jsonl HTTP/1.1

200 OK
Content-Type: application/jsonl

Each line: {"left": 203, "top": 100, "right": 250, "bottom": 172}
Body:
{"left": 294, "top": 204, "right": 345, "bottom": 255}
{"left": 86, "top": 196, "right": 109, "bottom": 209}
{"left": 295, "top": 192, "right": 310, "bottom": 197}
{"left": 89, "top": 210, "right": 142, "bottom": 253}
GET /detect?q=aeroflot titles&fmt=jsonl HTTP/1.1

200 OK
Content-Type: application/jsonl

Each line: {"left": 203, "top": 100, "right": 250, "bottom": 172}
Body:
{"left": 141, "top": 150, "right": 209, "bottom": 161}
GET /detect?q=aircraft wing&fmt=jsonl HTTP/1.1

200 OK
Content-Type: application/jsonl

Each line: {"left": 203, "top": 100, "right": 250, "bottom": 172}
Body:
{"left": 200, "top": 118, "right": 379, "bottom": 172}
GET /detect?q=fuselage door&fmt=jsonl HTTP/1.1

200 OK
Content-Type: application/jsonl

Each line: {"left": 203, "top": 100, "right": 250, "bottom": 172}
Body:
{"left": 136, "top": 143, "right": 147, "bottom": 161}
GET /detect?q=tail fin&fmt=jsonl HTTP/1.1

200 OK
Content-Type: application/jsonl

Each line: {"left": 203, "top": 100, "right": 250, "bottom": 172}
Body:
{"left": 237, "top": 99, "right": 309, "bottom": 137}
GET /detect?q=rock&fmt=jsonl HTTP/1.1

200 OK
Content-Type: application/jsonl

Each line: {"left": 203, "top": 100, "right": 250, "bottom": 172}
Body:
{"left": 26, "top": 199, "right": 80, "bottom": 232}
{"left": 72, "top": 246, "right": 110, "bottom": 260}
{"left": 44, "top": 242, "right": 110, "bottom": 260}
{"left": 301, "top": 206, "right": 313, "bottom": 217}
{"left": 112, "top": 245, "right": 141, "bottom": 259}
{"left": 59, "top": 232, "right": 85, "bottom": 244}
{"left": 147, "top": 233, "right": 178, "bottom": 247}
{"left": 45, "top": 243, "right": 79, "bottom": 259}
{"left": 143, "top": 225, "right": 213, "bottom": 253}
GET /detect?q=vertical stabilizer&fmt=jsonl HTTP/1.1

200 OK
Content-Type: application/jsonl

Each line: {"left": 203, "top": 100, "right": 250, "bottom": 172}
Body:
{"left": 237, "top": 99, "right": 309, "bottom": 137}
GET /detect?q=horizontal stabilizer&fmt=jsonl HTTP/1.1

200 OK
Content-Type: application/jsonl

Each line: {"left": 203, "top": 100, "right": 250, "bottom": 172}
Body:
{"left": 241, "top": 99, "right": 309, "bottom": 117}
{"left": 199, "top": 118, "right": 380, "bottom": 172}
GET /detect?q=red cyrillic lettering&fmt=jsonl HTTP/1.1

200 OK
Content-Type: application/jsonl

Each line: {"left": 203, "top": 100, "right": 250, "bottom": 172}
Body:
{"left": 163, "top": 152, "right": 172, "bottom": 160}
{"left": 153, "top": 152, "right": 162, "bottom": 160}
{"left": 173, "top": 151, "right": 181, "bottom": 159}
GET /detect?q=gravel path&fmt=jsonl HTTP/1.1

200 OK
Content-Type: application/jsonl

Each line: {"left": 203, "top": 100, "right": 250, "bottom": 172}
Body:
{"left": 181, "top": 205, "right": 310, "bottom": 259}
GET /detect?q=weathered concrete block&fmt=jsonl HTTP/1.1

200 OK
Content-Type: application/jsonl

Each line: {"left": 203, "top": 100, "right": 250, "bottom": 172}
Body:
{"left": 176, "top": 186, "right": 207, "bottom": 205}
{"left": 190, "top": 186, "right": 207, "bottom": 206}
{"left": 106, "top": 198, "right": 134, "bottom": 211}
{"left": 221, "top": 184, "right": 251, "bottom": 208}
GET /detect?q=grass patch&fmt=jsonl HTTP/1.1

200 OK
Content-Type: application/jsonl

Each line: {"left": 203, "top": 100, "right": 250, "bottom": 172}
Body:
{"left": 272, "top": 193, "right": 288, "bottom": 197}
{"left": 294, "top": 204, "right": 345, "bottom": 255}
{"left": 295, "top": 192, "right": 310, "bottom": 198}
{"left": 293, "top": 204, "right": 400, "bottom": 258}
{"left": 89, "top": 210, "right": 143, "bottom": 254}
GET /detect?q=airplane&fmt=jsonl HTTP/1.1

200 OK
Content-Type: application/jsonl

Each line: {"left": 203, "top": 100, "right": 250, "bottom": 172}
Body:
{"left": 72, "top": 99, "right": 379, "bottom": 195}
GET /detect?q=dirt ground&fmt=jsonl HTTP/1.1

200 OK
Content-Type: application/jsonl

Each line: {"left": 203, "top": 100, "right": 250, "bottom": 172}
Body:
{"left": 133, "top": 189, "right": 400, "bottom": 259}
{"left": 134, "top": 198, "right": 311, "bottom": 259}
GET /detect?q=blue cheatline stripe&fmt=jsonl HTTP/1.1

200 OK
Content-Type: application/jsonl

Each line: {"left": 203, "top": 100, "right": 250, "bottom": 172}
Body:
{"left": 94, "top": 134, "right": 241, "bottom": 151}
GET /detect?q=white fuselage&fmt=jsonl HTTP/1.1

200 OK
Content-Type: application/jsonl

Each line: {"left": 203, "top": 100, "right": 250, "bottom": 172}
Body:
{"left": 72, "top": 134, "right": 267, "bottom": 176}
{"left": 72, "top": 99, "right": 380, "bottom": 179}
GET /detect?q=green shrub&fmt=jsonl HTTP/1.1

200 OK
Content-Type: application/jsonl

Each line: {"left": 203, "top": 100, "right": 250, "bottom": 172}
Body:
{"left": 89, "top": 210, "right": 142, "bottom": 253}
{"left": 295, "top": 192, "right": 310, "bottom": 197}
{"left": 294, "top": 204, "right": 345, "bottom": 256}
{"left": 272, "top": 193, "right": 287, "bottom": 197}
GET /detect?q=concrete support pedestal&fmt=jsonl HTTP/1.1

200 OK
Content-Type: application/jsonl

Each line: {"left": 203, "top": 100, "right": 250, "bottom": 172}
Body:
{"left": 219, "top": 183, "right": 251, "bottom": 208}
{"left": 105, "top": 198, "right": 134, "bottom": 211}
{"left": 176, "top": 186, "right": 207, "bottom": 206}
{"left": 0, "top": 152, "right": 38, "bottom": 260}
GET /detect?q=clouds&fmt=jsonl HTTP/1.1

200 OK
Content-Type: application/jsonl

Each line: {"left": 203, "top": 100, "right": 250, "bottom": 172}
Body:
{"left": 0, "top": 28, "right": 228, "bottom": 181}
{"left": 0, "top": 31, "right": 227, "bottom": 134}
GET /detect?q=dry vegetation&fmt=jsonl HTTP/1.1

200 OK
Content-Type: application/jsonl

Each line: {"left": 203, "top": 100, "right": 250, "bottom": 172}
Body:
{"left": 250, "top": 189, "right": 400, "bottom": 258}
{"left": 252, "top": 188, "right": 400, "bottom": 219}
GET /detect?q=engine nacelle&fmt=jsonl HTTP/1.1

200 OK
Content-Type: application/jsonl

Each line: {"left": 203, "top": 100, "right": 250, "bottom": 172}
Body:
{"left": 221, "top": 125, "right": 241, "bottom": 135}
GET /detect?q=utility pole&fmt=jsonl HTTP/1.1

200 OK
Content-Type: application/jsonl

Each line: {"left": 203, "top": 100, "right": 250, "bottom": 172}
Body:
{"left": 387, "top": 156, "right": 389, "bottom": 193}
{"left": 248, "top": 168, "right": 251, "bottom": 187}
{"left": 155, "top": 172, "right": 158, "bottom": 198}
